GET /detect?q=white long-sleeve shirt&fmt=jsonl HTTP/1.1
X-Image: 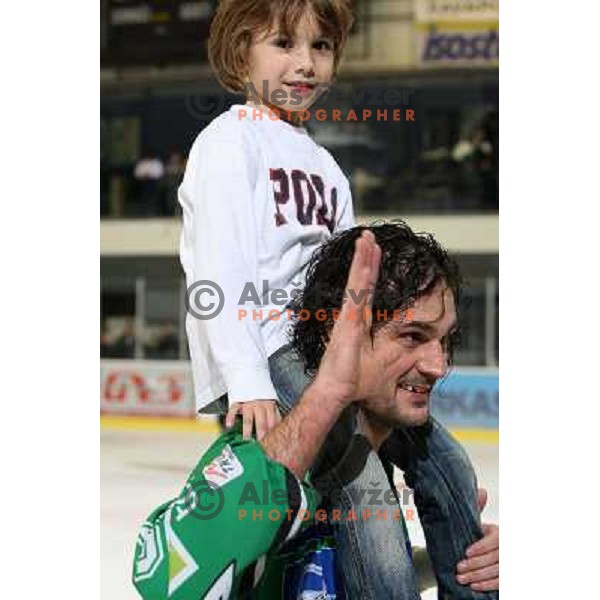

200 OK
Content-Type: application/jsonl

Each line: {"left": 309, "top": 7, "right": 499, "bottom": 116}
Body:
{"left": 178, "top": 104, "right": 355, "bottom": 412}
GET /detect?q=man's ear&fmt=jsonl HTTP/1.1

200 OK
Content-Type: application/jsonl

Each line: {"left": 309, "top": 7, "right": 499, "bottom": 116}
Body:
{"left": 477, "top": 488, "right": 488, "bottom": 513}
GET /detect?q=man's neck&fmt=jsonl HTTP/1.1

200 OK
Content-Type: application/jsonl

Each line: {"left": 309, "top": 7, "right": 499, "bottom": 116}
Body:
{"left": 357, "top": 409, "right": 393, "bottom": 451}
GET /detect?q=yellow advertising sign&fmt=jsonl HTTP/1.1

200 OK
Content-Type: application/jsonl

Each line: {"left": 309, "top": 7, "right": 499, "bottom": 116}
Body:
{"left": 415, "top": 0, "right": 499, "bottom": 24}
{"left": 414, "top": 0, "right": 499, "bottom": 67}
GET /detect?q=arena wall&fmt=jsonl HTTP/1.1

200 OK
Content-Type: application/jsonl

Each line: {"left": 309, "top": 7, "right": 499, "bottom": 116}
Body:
{"left": 100, "top": 359, "right": 498, "bottom": 433}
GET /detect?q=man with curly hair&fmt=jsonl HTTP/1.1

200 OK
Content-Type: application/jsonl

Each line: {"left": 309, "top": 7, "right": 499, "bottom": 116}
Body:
{"left": 276, "top": 221, "right": 499, "bottom": 598}
{"left": 133, "top": 226, "right": 499, "bottom": 599}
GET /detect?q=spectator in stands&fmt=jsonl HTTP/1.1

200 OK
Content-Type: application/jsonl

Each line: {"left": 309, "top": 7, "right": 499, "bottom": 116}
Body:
{"left": 145, "top": 322, "right": 180, "bottom": 359}
{"left": 156, "top": 322, "right": 179, "bottom": 358}
{"left": 111, "top": 318, "right": 136, "bottom": 358}
{"left": 133, "top": 150, "right": 165, "bottom": 216}
{"left": 480, "top": 109, "right": 499, "bottom": 210}
{"left": 164, "top": 149, "right": 186, "bottom": 216}
{"left": 452, "top": 110, "right": 499, "bottom": 211}
{"left": 100, "top": 324, "right": 111, "bottom": 358}
{"left": 470, "top": 128, "right": 497, "bottom": 210}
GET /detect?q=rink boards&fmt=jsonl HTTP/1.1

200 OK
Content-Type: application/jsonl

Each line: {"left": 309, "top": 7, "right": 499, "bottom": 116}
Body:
{"left": 100, "top": 360, "right": 498, "bottom": 437}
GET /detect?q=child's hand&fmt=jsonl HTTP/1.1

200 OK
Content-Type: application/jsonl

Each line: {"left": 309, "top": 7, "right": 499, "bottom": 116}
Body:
{"left": 225, "top": 400, "right": 282, "bottom": 441}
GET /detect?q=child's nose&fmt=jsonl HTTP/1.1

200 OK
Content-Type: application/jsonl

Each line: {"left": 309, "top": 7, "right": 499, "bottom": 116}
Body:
{"left": 293, "top": 44, "right": 315, "bottom": 75}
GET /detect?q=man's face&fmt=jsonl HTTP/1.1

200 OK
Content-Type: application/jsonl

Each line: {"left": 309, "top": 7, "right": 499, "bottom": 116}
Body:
{"left": 360, "top": 282, "right": 457, "bottom": 428}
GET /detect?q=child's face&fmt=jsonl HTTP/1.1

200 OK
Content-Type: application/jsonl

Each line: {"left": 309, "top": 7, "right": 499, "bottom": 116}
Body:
{"left": 246, "top": 11, "right": 335, "bottom": 112}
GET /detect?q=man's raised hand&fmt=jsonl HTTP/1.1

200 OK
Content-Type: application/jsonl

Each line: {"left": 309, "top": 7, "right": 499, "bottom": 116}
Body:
{"left": 314, "top": 229, "right": 382, "bottom": 405}
{"left": 260, "top": 230, "right": 382, "bottom": 479}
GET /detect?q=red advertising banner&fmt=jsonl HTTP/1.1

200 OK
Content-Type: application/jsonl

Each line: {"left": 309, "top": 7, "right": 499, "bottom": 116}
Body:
{"left": 100, "top": 360, "right": 195, "bottom": 417}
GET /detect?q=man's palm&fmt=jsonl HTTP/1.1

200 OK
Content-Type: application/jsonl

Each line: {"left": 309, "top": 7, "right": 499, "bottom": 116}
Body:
{"left": 316, "top": 231, "right": 382, "bottom": 403}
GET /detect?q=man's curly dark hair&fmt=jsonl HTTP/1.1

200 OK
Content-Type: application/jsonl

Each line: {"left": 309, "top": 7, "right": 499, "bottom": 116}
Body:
{"left": 289, "top": 221, "right": 463, "bottom": 374}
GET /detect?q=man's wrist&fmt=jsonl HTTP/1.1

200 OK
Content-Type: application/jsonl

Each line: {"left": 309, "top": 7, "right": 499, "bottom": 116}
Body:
{"left": 310, "top": 376, "right": 354, "bottom": 410}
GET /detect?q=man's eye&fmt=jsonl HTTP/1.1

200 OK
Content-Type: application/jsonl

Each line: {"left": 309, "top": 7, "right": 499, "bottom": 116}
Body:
{"left": 401, "top": 332, "right": 425, "bottom": 345}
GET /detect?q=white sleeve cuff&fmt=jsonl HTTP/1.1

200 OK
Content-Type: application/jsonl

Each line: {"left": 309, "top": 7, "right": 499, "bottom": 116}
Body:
{"left": 222, "top": 363, "right": 278, "bottom": 404}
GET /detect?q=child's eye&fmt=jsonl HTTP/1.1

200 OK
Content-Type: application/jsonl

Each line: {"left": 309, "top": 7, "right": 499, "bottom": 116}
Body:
{"left": 274, "top": 36, "right": 293, "bottom": 49}
{"left": 314, "top": 39, "right": 333, "bottom": 51}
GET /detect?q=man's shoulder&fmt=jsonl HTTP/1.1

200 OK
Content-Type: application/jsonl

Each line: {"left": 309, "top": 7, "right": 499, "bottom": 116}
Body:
{"left": 310, "top": 406, "right": 370, "bottom": 489}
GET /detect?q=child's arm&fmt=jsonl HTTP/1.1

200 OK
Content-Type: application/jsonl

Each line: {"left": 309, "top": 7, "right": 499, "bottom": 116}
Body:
{"left": 182, "top": 135, "right": 279, "bottom": 428}
{"left": 336, "top": 179, "right": 356, "bottom": 231}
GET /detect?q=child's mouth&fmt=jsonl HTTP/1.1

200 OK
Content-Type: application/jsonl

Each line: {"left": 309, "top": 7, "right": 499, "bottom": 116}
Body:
{"left": 284, "top": 81, "right": 315, "bottom": 94}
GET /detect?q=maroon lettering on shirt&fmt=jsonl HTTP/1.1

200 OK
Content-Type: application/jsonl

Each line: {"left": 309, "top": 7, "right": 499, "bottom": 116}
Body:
{"left": 270, "top": 168, "right": 338, "bottom": 232}
{"left": 270, "top": 167, "right": 289, "bottom": 227}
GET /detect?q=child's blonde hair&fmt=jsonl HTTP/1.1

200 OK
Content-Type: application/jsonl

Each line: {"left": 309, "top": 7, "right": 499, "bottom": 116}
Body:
{"left": 208, "top": 0, "right": 354, "bottom": 93}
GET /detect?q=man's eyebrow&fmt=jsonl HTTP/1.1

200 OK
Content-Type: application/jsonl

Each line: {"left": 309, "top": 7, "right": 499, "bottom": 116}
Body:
{"left": 394, "top": 319, "right": 458, "bottom": 334}
{"left": 401, "top": 321, "right": 435, "bottom": 332}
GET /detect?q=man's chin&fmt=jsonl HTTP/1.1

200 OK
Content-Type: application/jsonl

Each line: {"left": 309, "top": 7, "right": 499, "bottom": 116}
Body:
{"left": 364, "top": 391, "right": 430, "bottom": 429}
{"left": 399, "top": 402, "right": 431, "bottom": 427}
{"left": 390, "top": 387, "right": 431, "bottom": 425}
{"left": 407, "top": 409, "right": 430, "bottom": 427}
{"left": 377, "top": 407, "right": 429, "bottom": 429}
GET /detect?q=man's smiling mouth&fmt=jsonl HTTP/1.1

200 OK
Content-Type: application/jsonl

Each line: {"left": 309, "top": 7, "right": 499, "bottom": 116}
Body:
{"left": 397, "top": 382, "right": 431, "bottom": 395}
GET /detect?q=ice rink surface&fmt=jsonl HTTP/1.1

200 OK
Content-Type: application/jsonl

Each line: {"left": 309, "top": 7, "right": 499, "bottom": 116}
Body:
{"left": 101, "top": 425, "right": 498, "bottom": 599}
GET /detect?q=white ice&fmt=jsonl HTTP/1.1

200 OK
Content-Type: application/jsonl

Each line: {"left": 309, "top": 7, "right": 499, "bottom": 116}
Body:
{"left": 101, "top": 428, "right": 499, "bottom": 599}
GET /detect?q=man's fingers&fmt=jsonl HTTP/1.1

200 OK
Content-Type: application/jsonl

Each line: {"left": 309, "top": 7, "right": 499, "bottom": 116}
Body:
{"left": 366, "top": 239, "right": 381, "bottom": 310}
{"left": 477, "top": 488, "right": 488, "bottom": 513}
{"left": 364, "top": 241, "right": 381, "bottom": 329}
{"left": 340, "top": 231, "right": 379, "bottom": 323}
{"left": 471, "top": 578, "right": 499, "bottom": 592}
{"left": 457, "top": 563, "right": 499, "bottom": 585}
{"left": 342, "top": 235, "right": 370, "bottom": 314}
{"left": 457, "top": 550, "right": 499, "bottom": 574}
{"left": 225, "top": 403, "right": 240, "bottom": 428}
{"left": 466, "top": 524, "right": 499, "bottom": 557}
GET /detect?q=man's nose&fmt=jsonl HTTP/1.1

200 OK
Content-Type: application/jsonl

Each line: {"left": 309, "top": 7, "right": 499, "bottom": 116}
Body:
{"left": 416, "top": 340, "right": 448, "bottom": 379}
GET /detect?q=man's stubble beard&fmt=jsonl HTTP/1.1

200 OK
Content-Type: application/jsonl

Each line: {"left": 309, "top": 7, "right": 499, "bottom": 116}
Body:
{"left": 362, "top": 399, "right": 430, "bottom": 432}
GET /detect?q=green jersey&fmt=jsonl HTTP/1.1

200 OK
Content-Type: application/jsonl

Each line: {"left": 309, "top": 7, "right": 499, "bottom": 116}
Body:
{"left": 132, "top": 426, "right": 321, "bottom": 599}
